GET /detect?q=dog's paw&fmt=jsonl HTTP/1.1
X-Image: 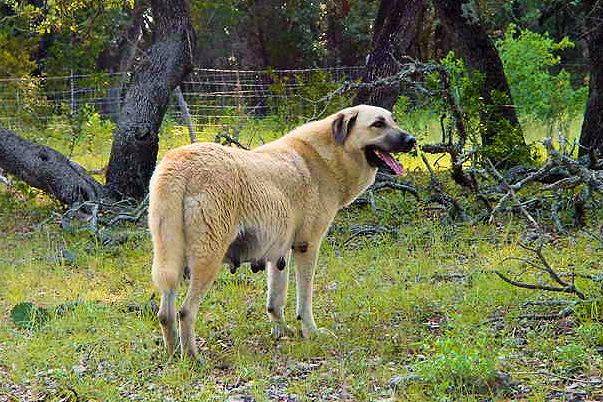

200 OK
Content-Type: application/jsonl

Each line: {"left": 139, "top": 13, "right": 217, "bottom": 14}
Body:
{"left": 271, "top": 323, "right": 295, "bottom": 339}
{"left": 301, "top": 326, "right": 336, "bottom": 339}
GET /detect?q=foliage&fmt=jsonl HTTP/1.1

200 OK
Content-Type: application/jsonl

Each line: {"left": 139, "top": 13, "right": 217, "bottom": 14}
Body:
{"left": 497, "top": 24, "right": 588, "bottom": 135}
{"left": 191, "top": 0, "right": 378, "bottom": 68}
{"left": 0, "top": 1, "right": 133, "bottom": 77}
{"left": 0, "top": 22, "right": 37, "bottom": 78}
{"left": 413, "top": 334, "right": 499, "bottom": 397}
{"left": 10, "top": 302, "right": 50, "bottom": 329}
{"left": 421, "top": 52, "right": 534, "bottom": 164}
{"left": 268, "top": 69, "right": 354, "bottom": 128}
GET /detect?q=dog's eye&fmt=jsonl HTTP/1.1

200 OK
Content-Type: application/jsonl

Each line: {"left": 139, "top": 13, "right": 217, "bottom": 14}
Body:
{"left": 371, "top": 121, "right": 385, "bottom": 128}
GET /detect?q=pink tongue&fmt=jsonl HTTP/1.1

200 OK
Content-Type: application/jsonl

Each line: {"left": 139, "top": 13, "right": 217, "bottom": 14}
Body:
{"left": 375, "top": 150, "right": 405, "bottom": 176}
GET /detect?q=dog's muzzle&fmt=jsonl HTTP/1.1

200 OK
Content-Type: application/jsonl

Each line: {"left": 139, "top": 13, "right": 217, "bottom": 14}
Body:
{"left": 366, "top": 131, "right": 416, "bottom": 176}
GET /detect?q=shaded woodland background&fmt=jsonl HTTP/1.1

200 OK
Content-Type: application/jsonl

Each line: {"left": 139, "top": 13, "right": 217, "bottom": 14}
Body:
{"left": 0, "top": 0, "right": 602, "bottom": 207}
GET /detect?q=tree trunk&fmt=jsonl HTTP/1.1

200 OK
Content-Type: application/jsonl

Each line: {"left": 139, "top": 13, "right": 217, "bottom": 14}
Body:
{"left": 105, "top": 0, "right": 196, "bottom": 199}
{"left": 578, "top": 0, "right": 603, "bottom": 157}
{"left": 0, "top": 0, "right": 195, "bottom": 207}
{"left": 433, "top": 0, "right": 528, "bottom": 163}
{"left": 353, "top": 0, "right": 428, "bottom": 110}
{"left": 0, "top": 128, "right": 104, "bottom": 206}
{"left": 96, "top": 0, "right": 148, "bottom": 120}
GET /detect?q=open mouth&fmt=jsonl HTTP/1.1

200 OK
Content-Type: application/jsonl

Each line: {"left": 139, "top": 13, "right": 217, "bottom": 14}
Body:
{"left": 365, "top": 147, "right": 405, "bottom": 176}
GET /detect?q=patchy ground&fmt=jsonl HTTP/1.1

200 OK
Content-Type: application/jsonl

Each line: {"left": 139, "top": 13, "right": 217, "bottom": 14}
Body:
{"left": 1, "top": 118, "right": 603, "bottom": 401}
{"left": 1, "top": 173, "right": 602, "bottom": 401}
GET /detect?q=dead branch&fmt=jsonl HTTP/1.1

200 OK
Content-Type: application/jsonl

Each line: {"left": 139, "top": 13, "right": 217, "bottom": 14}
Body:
{"left": 495, "top": 271, "right": 584, "bottom": 299}
{"left": 421, "top": 153, "right": 469, "bottom": 221}
{"left": 343, "top": 224, "right": 398, "bottom": 246}
{"left": 517, "top": 307, "right": 575, "bottom": 320}
{"left": 371, "top": 172, "right": 420, "bottom": 201}
{"left": 486, "top": 159, "right": 542, "bottom": 231}
{"left": 214, "top": 132, "right": 249, "bottom": 150}
{"left": 496, "top": 242, "right": 588, "bottom": 320}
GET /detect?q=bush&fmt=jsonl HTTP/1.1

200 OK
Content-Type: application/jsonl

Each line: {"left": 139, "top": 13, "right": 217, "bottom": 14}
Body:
{"left": 413, "top": 334, "right": 499, "bottom": 398}
{"left": 423, "top": 52, "right": 534, "bottom": 164}
{"left": 497, "top": 24, "right": 588, "bottom": 135}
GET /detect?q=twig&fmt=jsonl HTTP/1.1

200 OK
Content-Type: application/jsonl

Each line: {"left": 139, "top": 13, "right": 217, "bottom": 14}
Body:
{"left": 370, "top": 181, "right": 420, "bottom": 201}
{"left": 486, "top": 158, "right": 542, "bottom": 231}
{"left": 214, "top": 132, "right": 249, "bottom": 150}
{"left": 517, "top": 306, "right": 575, "bottom": 320}
{"left": 495, "top": 271, "right": 584, "bottom": 298}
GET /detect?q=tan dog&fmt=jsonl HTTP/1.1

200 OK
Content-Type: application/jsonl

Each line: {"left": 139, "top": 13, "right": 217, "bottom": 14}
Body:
{"left": 149, "top": 105, "right": 416, "bottom": 358}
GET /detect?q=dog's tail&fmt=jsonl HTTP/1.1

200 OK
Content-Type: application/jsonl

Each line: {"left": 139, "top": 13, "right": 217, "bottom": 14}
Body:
{"left": 148, "top": 166, "right": 187, "bottom": 293}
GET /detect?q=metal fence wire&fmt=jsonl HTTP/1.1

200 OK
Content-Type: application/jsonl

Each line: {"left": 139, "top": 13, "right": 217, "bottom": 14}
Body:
{"left": 0, "top": 66, "right": 363, "bottom": 135}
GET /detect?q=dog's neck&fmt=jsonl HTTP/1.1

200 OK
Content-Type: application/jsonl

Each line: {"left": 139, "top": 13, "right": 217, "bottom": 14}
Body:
{"left": 286, "top": 119, "right": 378, "bottom": 207}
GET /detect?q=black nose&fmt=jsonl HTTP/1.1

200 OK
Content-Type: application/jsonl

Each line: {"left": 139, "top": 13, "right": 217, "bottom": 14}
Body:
{"left": 403, "top": 135, "right": 416, "bottom": 151}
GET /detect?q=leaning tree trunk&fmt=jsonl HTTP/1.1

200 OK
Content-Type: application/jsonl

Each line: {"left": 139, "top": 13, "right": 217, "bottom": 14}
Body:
{"left": 105, "top": 0, "right": 196, "bottom": 199}
{"left": 353, "top": 0, "right": 428, "bottom": 109}
{"left": 0, "top": 128, "right": 104, "bottom": 205}
{"left": 578, "top": 0, "right": 603, "bottom": 157}
{"left": 433, "top": 0, "right": 528, "bottom": 164}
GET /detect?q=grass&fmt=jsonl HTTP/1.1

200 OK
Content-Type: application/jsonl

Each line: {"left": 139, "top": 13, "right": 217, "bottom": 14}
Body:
{"left": 1, "top": 114, "right": 602, "bottom": 401}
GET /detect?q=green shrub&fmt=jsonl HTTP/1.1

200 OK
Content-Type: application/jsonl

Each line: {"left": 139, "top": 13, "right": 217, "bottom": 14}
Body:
{"left": 497, "top": 24, "right": 588, "bottom": 135}
{"left": 424, "top": 52, "right": 534, "bottom": 164}
{"left": 555, "top": 343, "right": 589, "bottom": 370}
{"left": 413, "top": 334, "right": 499, "bottom": 398}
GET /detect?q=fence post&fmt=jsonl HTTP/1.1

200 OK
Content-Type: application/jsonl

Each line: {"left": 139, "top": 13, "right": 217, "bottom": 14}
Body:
{"left": 174, "top": 86, "right": 197, "bottom": 143}
{"left": 69, "top": 69, "right": 76, "bottom": 117}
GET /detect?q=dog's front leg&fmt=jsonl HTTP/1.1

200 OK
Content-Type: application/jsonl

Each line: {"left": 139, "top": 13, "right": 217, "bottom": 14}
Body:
{"left": 266, "top": 256, "right": 295, "bottom": 338}
{"left": 293, "top": 242, "right": 329, "bottom": 338}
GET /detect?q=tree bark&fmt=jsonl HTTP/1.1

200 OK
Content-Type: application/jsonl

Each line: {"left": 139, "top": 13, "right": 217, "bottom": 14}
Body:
{"left": 96, "top": 0, "right": 148, "bottom": 120}
{"left": 353, "top": 0, "right": 428, "bottom": 109}
{"left": 0, "top": 128, "right": 104, "bottom": 205}
{"left": 433, "top": 0, "right": 527, "bottom": 158}
{"left": 105, "top": 0, "right": 196, "bottom": 199}
{"left": 578, "top": 0, "right": 603, "bottom": 157}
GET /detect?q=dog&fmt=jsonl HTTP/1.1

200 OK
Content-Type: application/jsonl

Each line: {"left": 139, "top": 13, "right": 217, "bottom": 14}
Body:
{"left": 149, "top": 104, "right": 416, "bottom": 358}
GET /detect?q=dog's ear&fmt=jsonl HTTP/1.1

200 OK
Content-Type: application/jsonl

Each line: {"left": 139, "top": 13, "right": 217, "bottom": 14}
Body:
{"left": 332, "top": 111, "right": 358, "bottom": 144}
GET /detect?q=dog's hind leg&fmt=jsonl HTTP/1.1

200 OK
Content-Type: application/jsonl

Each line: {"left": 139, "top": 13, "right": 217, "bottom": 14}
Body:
{"left": 157, "top": 289, "right": 177, "bottom": 356}
{"left": 178, "top": 255, "right": 222, "bottom": 359}
{"left": 151, "top": 220, "right": 185, "bottom": 357}
{"left": 267, "top": 255, "right": 294, "bottom": 338}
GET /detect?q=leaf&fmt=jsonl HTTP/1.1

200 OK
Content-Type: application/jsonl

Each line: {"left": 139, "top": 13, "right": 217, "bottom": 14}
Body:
{"left": 10, "top": 302, "right": 50, "bottom": 329}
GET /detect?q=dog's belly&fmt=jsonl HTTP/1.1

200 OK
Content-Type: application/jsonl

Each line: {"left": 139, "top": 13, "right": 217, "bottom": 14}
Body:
{"left": 223, "top": 226, "right": 291, "bottom": 273}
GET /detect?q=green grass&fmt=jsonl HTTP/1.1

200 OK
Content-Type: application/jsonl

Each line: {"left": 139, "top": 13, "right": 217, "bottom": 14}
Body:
{"left": 1, "top": 115, "right": 602, "bottom": 401}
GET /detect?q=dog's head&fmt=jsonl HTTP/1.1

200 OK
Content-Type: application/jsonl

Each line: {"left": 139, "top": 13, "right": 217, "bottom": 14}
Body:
{"left": 331, "top": 105, "right": 416, "bottom": 175}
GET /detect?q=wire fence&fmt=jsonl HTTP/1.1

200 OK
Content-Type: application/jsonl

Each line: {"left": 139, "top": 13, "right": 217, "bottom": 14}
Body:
{"left": 0, "top": 66, "right": 363, "bottom": 136}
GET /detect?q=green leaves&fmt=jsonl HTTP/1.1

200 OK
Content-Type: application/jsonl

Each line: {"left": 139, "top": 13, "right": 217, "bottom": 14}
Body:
{"left": 10, "top": 300, "right": 84, "bottom": 330}
{"left": 497, "top": 24, "right": 588, "bottom": 125}
{"left": 10, "top": 302, "right": 50, "bottom": 329}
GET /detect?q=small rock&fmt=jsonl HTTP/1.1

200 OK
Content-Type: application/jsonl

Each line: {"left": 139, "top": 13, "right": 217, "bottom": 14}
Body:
{"left": 72, "top": 364, "right": 87, "bottom": 376}
{"left": 388, "top": 374, "right": 421, "bottom": 389}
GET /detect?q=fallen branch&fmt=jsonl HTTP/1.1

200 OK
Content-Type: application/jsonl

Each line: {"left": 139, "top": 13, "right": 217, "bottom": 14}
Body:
{"left": 421, "top": 153, "right": 469, "bottom": 221}
{"left": 214, "top": 132, "right": 250, "bottom": 150}
{"left": 486, "top": 159, "right": 542, "bottom": 231}
{"left": 495, "top": 271, "right": 584, "bottom": 299}
{"left": 494, "top": 242, "right": 597, "bottom": 320}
